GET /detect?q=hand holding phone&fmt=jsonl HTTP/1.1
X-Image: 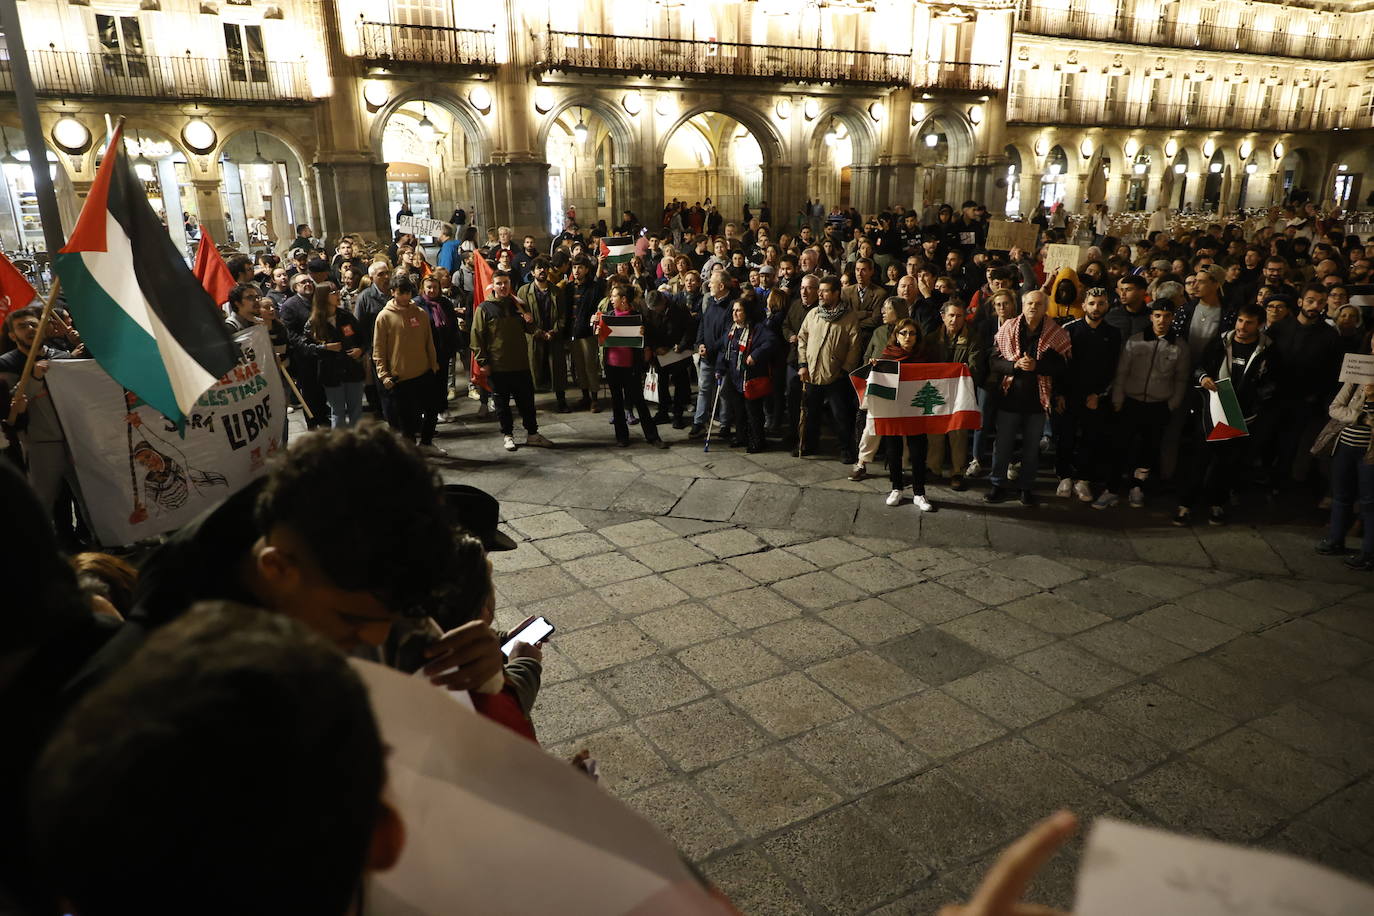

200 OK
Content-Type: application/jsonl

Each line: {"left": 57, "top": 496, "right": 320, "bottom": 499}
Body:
{"left": 501, "top": 616, "right": 555, "bottom": 657}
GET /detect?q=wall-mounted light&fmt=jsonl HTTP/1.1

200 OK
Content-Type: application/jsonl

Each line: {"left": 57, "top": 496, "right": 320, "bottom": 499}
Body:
{"left": 803, "top": 98, "right": 819, "bottom": 121}
{"left": 967, "top": 104, "right": 983, "bottom": 125}
{"left": 362, "top": 81, "right": 389, "bottom": 109}
{"left": 1202, "top": 138, "right": 1215, "bottom": 157}
{"left": 1273, "top": 141, "right": 1285, "bottom": 160}
{"left": 180, "top": 118, "right": 216, "bottom": 154}
{"left": 533, "top": 86, "right": 554, "bottom": 114}
{"left": 52, "top": 117, "right": 93, "bottom": 154}
{"left": 656, "top": 93, "right": 676, "bottom": 117}
{"left": 1034, "top": 136, "right": 1048, "bottom": 156}
{"left": 622, "top": 91, "right": 642, "bottom": 115}
{"left": 1080, "top": 138, "right": 1093, "bottom": 159}
{"left": 469, "top": 86, "right": 492, "bottom": 113}
{"left": 1123, "top": 138, "right": 1139, "bottom": 158}
{"left": 1174, "top": 163, "right": 1187, "bottom": 174}
{"left": 1338, "top": 163, "right": 1349, "bottom": 172}
{"left": 1164, "top": 138, "right": 1178, "bottom": 158}
{"left": 869, "top": 101, "right": 885, "bottom": 122}
{"left": 1238, "top": 139, "right": 1253, "bottom": 160}
{"left": 775, "top": 99, "right": 791, "bottom": 120}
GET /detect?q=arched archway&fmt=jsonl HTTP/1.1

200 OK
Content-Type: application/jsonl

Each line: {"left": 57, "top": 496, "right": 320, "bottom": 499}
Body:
{"left": 657, "top": 105, "right": 784, "bottom": 230}
{"left": 806, "top": 103, "right": 880, "bottom": 213}
{"left": 1202, "top": 148, "right": 1227, "bottom": 210}
{"left": 1003, "top": 144, "right": 1024, "bottom": 217}
{"left": 1278, "top": 147, "right": 1317, "bottom": 204}
{"left": 220, "top": 128, "right": 314, "bottom": 253}
{"left": 912, "top": 109, "right": 976, "bottom": 210}
{"left": 1041, "top": 145, "right": 1069, "bottom": 206}
{"left": 1125, "top": 143, "right": 1160, "bottom": 212}
{"left": 538, "top": 100, "right": 634, "bottom": 236}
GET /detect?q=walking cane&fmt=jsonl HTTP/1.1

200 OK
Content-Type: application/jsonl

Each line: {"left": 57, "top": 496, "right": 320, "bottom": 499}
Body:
{"left": 703, "top": 373, "right": 725, "bottom": 454}
{"left": 796, "top": 380, "right": 808, "bottom": 459}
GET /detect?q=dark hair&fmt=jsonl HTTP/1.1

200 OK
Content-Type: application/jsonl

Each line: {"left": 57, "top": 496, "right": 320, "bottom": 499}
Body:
{"left": 255, "top": 427, "right": 454, "bottom": 615}
{"left": 227, "top": 282, "right": 258, "bottom": 312}
{"left": 531, "top": 256, "right": 550, "bottom": 271}
{"left": 1301, "top": 283, "right": 1327, "bottom": 299}
{"left": 71, "top": 552, "right": 138, "bottom": 616}
{"left": 31, "top": 602, "right": 385, "bottom": 916}
{"left": 296, "top": 223, "right": 309, "bottom": 234}
{"left": 1237, "top": 302, "right": 1264, "bottom": 321}
{"left": 307, "top": 258, "right": 331, "bottom": 274}
{"left": 4, "top": 303, "right": 43, "bottom": 335}
{"left": 818, "top": 276, "right": 841, "bottom": 295}
{"left": 1118, "top": 275, "right": 1147, "bottom": 290}
{"left": 427, "top": 533, "right": 494, "bottom": 630}
{"left": 391, "top": 275, "right": 417, "bottom": 296}
{"left": 1148, "top": 300, "right": 1176, "bottom": 313}
{"left": 225, "top": 255, "right": 252, "bottom": 278}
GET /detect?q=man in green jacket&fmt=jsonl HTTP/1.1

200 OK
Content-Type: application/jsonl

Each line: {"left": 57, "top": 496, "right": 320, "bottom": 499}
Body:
{"left": 517, "top": 257, "right": 570, "bottom": 413}
{"left": 472, "top": 271, "right": 554, "bottom": 452}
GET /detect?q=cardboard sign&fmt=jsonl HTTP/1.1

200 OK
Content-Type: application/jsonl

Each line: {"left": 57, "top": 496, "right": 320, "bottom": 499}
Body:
{"left": 1339, "top": 352, "right": 1374, "bottom": 385}
{"left": 1044, "top": 243, "right": 1088, "bottom": 278}
{"left": 398, "top": 215, "right": 447, "bottom": 238}
{"left": 985, "top": 220, "right": 1040, "bottom": 253}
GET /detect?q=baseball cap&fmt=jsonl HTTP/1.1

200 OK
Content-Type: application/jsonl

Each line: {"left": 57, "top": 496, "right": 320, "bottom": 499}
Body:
{"left": 443, "top": 484, "right": 518, "bottom": 551}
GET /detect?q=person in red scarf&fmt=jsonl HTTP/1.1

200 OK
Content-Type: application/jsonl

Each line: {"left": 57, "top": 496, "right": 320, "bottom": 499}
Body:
{"left": 877, "top": 319, "right": 937, "bottom": 512}
{"left": 716, "top": 291, "right": 779, "bottom": 452}
{"left": 985, "top": 290, "right": 1072, "bottom": 507}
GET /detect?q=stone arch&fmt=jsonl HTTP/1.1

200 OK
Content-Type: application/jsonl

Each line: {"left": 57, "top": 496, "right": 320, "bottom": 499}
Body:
{"left": 910, "top": 106, "right": 976, "bottom": 166}
{"left": 218, "top": 126, "right": 317, "bottom": 251}
{"left": 655, "top": 101, "right": 785, "bottom": 168}
{"left": 368, "top": 83, "right": 492, "bottom": 164}
{"left": 535, "top": 95, "right": 636, "bottom": 163}
{"left": 807, "top": 102, "right": 880, "bottom": 166}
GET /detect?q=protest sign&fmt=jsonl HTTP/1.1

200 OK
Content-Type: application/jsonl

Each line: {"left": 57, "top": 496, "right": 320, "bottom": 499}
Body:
{"left": 1338, "top": 352, "right": 1374, "bottom": 385}
{"left": 398, "top": 215, "right": 447, "bottom": 237}
{"left": 46, "top": 325, "right": 287, "bottom": 545}
{"left": 1044, "top": 243, "right": 1087, "bottom": 278}
{"left": 985, "top": 220, "right": 1040, "bottom": 253}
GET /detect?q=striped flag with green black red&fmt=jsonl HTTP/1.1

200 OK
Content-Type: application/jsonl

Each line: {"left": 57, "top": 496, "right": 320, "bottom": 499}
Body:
{"left": 1204, "top": 377, "right": 1249, "bottom": 441}
{"left": 597, "top": 314, "right": 644, "bottom": 348}
{"left": 53, "top": 123, "right": 238, "bottom": 428}
{"left": 599, "top": 236, "right": 635, "bottom": 265}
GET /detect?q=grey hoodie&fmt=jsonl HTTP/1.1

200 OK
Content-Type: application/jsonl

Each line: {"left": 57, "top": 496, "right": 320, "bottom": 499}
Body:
{"left": 1112, "top": 329, "right": 1191, "bottom": 411}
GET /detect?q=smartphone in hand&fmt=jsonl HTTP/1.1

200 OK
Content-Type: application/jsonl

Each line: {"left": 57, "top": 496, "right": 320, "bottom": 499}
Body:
{"left": 501, "top": 616, "right": 555, "bottom": 658}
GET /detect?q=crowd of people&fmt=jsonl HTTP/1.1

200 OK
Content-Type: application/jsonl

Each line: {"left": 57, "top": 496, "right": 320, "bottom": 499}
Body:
{"left": 2, "top": 190, "right": 1373, "bottom": 911}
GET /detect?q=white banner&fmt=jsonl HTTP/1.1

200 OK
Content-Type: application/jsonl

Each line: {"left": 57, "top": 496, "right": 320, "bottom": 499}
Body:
{"left": 47, "top": 325, "right": 288, "bottom": 546}
{"left": 398, "top": 215, "right": 447, "bottom": 238}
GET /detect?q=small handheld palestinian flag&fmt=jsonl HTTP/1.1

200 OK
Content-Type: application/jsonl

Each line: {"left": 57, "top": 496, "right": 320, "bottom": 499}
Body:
{"left": 1204, "top": 377, "right": 1249, "bottom": 441}
{"left": 53, "top": 121, "right": 238, "bottom": 428}
{"left": 599, "top": 236, "right": 635, "bottom": 265}
{"left": 851, "top": 361, "right": 981, "bottom": 435}
{"left": 597, "top": 313, "right": 644, "bottom": 348}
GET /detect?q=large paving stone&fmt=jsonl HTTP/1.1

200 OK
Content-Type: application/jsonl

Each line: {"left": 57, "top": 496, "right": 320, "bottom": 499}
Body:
{"left": 787, "top": 715, "right": 927, "bottom": 795}
{"left": 696, "top": 747, "right": 842, "bottom": 835}
{"left": 671, "top": 477, "right": 751, "bottom": 521}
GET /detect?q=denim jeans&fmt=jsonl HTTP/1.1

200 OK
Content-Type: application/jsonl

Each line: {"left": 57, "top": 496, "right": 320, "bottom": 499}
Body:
{"left": 324, "top": 381, "right": 364, "bottom": 428}
{"left": 694, "top": 356, "right": 730, "bottom": 428}
{"left": 991, "top": 409, "right": 1046, "bottom": 489}
{"left": 1328, "top": 441, "right": 1374, "bottom": 555}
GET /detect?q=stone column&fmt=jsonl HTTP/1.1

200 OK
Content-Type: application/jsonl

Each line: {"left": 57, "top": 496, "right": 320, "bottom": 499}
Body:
{"left": 612, "top": 164, "right": 648, "bottom": 230}
{"left": 477, "top": 161, "right": 550, "bottom": 240}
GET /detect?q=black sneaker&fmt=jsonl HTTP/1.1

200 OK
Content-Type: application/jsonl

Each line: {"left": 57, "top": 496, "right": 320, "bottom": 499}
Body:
{"left": 984, "top": 486, "right": 1011, "bottom": 504}
{"left": 688, "top": 424, "right": 705, "bottom": 439}
{"left": 1343, "top": 553, "right": 1374, "bottom": 571}
{"left": 672, "top": 416, "right": 689, "bottom": 430}
{"left": 1171, "top": 507, "right": 1192, "bottom": 527}
{"left": 1020, "top": 490, "right": 1038, "bottom": 508}
{"left": 1208, "top": 506, "right": 1228, "bottom": 526}
{"left": 1315, "top": 539, "right": 1348, "bottom": 556}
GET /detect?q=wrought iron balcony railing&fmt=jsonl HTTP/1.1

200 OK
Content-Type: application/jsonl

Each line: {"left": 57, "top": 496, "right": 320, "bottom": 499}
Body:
{"left": 1015, "top": 6, "right": 1374, "bottom": 62}
{"left": 1007, "top": 95, "right": 1368, "bottom": 132}
{"left": 0, "top": 49, "right": 311, "bottom": 103}
{"left": 357, "top": 21, "right": 498, "bottom": 69}
{"left": 540, "top": 30, "right": 1001, "bottom": 90}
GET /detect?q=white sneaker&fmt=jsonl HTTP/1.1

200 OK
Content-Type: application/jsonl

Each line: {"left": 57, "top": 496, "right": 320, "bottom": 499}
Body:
{"left": 468, "top": 388, "right": 481, "bottom": 401}
{"left": 525, "top": 432, "right": 554, "bottom": 448}
{"left": 885, "top": 489, "right": 903, "bottom": 507}
{"left": 848, "top": 463, "right": 867, "bottom": 482}
{"left": 502, "top": 435, "right": 517, "bottom": 452}
{"left": 1008, "top": 462, "right": 1021, "bottom": 481}
{"left": 912, "top": 493, "right": 934, "bottom": 512}
{"left": 965, "top": 458, "right": 986, "bottom": 478}
{"left": 1128, "top": 485, "right": 1145, "bottom": 508}
{"left": 419, "top": 443, "right": 448, "bottom": 458}
{"left": 1074, "top": 480, "right": 1093, "bottom": 502}
{"left": 1092, "top": 491, "right": 1120, "bottom": 510}
{"left": 1056, "top": 478, "right": 1073, "bottom": 498}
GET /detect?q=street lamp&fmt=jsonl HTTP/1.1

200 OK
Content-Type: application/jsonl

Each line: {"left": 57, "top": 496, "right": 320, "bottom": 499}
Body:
{"left": 924, "top": 132, "right": 939, "bottom": 148}
{"left": 573, "top": 108, "right": 589, "bottom": 145}
{"left": 416, "top": 103, "right": 436, "bottom": 145}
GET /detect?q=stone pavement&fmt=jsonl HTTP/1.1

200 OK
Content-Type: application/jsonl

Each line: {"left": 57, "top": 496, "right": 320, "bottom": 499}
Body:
{"left": 408, "top": 395, "right": 1373, "bottom": 914}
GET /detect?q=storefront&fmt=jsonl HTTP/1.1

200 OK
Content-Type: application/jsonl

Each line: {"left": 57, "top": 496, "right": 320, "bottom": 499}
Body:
{"left": 387, "top": 161, "right": 431, "bottom": 229}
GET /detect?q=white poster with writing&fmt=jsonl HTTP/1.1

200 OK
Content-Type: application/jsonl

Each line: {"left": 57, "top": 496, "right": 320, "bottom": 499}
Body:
{"left": 47, "top": 325, "right": 287, "bottom": 546}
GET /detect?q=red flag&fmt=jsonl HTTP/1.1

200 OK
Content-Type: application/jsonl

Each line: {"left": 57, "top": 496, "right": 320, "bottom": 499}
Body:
{"left": 471, "top": 250, "right": 493, "bottom": 306}
{"left": 469, "top": 359, "right": 493, "bottom": 392}
{"left": 192, "top": 225, "right": 236, "bottom": 307}
{"left": 0, "top": 251, "right": 38, "bottom": 323}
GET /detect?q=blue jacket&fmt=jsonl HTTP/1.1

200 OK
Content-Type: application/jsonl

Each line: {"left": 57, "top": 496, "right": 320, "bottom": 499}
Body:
{"left": 716, "top": 320, "right": 779, "bottom": 393}
{"left": 437, "top": 239, "right": 462, "bottom": 274}
{"left": 695, "top": 293, "right": 736, "bottom": 362}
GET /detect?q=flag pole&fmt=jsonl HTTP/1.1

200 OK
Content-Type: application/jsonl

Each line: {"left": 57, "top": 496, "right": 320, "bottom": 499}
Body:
{"left": 13, "top": 277, "right": 64, "bottom": 400}
{"left": 275, "top": 356, "right": 314, "bottom": 421}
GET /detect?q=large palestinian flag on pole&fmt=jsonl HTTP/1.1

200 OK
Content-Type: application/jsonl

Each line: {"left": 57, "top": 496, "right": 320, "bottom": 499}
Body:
{"left": 851, "top": 360, "right": 982, "bottom": 436}
{"left": 1204, "top": 377, "right": 1249, "bottom": 441}
{"left": 53, "top": 121, "right": 238, "bottom": 428}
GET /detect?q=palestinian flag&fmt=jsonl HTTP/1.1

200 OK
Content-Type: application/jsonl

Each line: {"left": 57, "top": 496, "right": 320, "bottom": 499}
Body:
{"left": 1204, "top": 377, "right": 1249, "bottom": 441}
{"left": 0, "top": 250, "right": 38, "bottom": 322}
{"left": 191, "top": 223, "right": 236, "bottom": 307}
{"left": 599, "top": 236, "right": 634, "bottom": 265}
{"left": 851, "top": 361, "right": 981, "bottom": 435}
{"left": 597, "top": 313, "right": 644, "bottom": 347}
{"left": 53, "top": 122, "right": 237, "bottom": 427}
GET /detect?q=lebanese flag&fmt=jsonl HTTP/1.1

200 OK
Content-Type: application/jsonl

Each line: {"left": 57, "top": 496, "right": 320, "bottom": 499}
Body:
{"left": 52, "top": 122, "right": 238, "bottom": 427}
{"left": 472, "top": 248, "right": 494, "bottom": 305}
{"left": 599, "top": 236, "right": 635, "bottom": 264}
{"left": 0, "top": 250, "right": 38, "bottom": 322}
{"left": 1204, "top": 377, "right": 1249, "bottom": 441}
{"left": 851, "top": 361, "right": 982, "bottom": 436}
{"left": 191, "top": 223, "right": 236, "bottom": 307}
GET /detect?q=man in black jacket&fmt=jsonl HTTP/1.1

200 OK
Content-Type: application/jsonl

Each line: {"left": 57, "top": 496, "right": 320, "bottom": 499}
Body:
{"left": 1259, "top": 284, "right": 1342, "bottom": 490}
{"left": 279, "top": 273, "right": 328, "bottom": 429}
{"left": 1174, "top": 303, "right": 1276, "bottom": 527}
{"left": 1054, "top": 288, "right": 1121, "bottom": 502}
{"left": 354, "top": 262, "right": 392, "bottom": 417}
{"left": 644, "top": 289, "right": 695, "bottom": 428}
{"left": 565, "top": 258, "right": 604, "bottom": 412}
{"left": 690, "top": 273, "right": 736, "bottom": 438}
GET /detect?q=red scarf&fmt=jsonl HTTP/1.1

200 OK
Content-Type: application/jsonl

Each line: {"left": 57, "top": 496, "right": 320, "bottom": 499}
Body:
{"left": 993, "top": 315, "right": 1072, "bottom": 411}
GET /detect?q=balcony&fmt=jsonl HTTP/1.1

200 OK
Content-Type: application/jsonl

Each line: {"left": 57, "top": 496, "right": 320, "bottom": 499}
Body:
{"left": 357, "top": 21, "right": 498, "bottom": 70}
{"left": 2, "top": 50, "right": 311, "bottom": 104}
{"left": 1015, "top": 6, "right": 1374, "bottom": 62}
{"left": 1007, "top": 95, "right": 1366, "bottom": 133}
{"left": 539, "top": 31, "right": 999, "bottom": 91}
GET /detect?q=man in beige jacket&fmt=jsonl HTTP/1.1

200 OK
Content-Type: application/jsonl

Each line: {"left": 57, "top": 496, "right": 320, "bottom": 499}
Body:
{"left": 797, "top": 275, "right": 863, "bottom": 462}
{"left": 373, "top": 275, "right": 439, "bottom": 444}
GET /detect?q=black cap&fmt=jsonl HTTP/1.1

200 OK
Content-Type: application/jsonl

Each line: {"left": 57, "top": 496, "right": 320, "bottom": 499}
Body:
{"left": 307, "top": 257, "right": 330, "bottom": 273}
{"left": 443, "top": 484, "right": 518, "bottom": 551}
